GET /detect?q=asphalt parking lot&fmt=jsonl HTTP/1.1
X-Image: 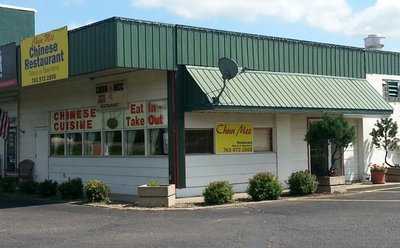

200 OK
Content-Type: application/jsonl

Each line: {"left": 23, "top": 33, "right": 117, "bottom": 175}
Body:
{"left": 1, "top": 188, "right": 400, "bottom": 248}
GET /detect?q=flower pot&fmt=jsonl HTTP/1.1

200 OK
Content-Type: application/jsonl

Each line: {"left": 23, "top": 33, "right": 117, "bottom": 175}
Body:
{"left": 317, "top": 176, "right": 347, "bottom": 193}
{"left": 137, "top": 184, "right": 176, "bottom": 207}
{"left": 386, "top": 167, "right": 400, "bottom": 182}
{"left": 371, "top": 171, "right": 386, "bottom": 184}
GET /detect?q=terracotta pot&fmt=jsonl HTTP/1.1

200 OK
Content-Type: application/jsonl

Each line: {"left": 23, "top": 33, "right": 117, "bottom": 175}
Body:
{"left": 371, "top": 171, "right": 386, "bottom": 184}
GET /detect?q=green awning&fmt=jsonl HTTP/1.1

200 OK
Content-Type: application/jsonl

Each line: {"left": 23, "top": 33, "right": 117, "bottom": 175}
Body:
{"left": 184, "top": 66, "right": 393, "bottom": 115}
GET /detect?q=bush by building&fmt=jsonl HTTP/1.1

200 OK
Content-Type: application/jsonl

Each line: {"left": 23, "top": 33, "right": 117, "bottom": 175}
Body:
{"left": 0, "top": 177, "right": 18, "bottom": 193}
{"left": 37, "top": 180, "right": 58, "bottom": 197}
{"left": 84, "top": 179, "right": 111, "bottom": 203}
{"left": 248, "top": 172, "right": 283, "bottom": 201}
{"left": 288, "top": 170, "right": 318, "bottom": 195}
{"left": 58, "top": 178, "right": 83, "bottom": 200}
{"left": 18, "top": 180, "right": 38, "bottom": 194}
{"left": 203, "top": 181, "right": 234, "bottom": 205}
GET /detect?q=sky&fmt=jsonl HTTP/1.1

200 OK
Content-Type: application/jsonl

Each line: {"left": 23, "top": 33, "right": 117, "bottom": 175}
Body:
{"left": 2, "top": 0, "right": 400, "bottom": 52}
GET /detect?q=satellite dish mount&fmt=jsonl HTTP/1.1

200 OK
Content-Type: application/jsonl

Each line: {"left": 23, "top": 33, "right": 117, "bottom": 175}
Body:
{"left": 213, "top": 58, "right": 239, "bottom": 105}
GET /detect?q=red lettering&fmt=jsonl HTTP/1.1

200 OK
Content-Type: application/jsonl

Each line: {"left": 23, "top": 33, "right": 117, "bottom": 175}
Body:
{"left": 87, "top": 120, "right": 93, "bottom": 129}
{"left": 83, "top": 109, "right": 89, "bottom": 118}
{"left": 76, "top": 110, "right": 82, "bottom": 119}
{"left": 90, "top": 109, "right": 96, "bottom": 118}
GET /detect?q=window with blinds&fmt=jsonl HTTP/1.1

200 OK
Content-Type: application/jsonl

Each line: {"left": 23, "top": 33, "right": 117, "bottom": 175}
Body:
{"left": 253, "top": 128, "right": 273, "bottom": 152}
{"left": 384, "top": 80, "right": 400, "bottom": 101}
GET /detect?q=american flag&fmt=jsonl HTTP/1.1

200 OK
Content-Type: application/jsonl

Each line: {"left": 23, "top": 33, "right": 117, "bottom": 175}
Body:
{"left": 0, "top": 109, "right": 10, "bottom": 139}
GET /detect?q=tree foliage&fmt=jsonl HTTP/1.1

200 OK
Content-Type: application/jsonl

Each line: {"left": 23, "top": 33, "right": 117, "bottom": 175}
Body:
{"left": 370, "top": 118, "right": 399, "bottom": 167}
{"left": 305, "top": 115, "right": 356, "bottom": 173}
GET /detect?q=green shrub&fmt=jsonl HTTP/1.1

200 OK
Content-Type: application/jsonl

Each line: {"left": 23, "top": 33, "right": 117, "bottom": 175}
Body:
{"left": 0, "top": 177, "right": 18, "bottom": 193}
{"left": 247, "top": 172, "right": 283, "bottom": 201}
{"left": 147, "top": 180, "right": 160, "bottom": 187}
{"left": 288, "top": 170, "right": 318, "bottom": 195}
{"left": 84, "top": 180, "right": 111, "bottom": 203}
{"left": 38, "top": 180, "right": 58, "bottom": 197}
{"left": 58, "top": 178, "right": 83, "bottom": 200}
{"left": 203, "top": 181, "right": 234, "bottom": 205}
{"left": 18, "top": 181, "right": 38, "bottom": 194}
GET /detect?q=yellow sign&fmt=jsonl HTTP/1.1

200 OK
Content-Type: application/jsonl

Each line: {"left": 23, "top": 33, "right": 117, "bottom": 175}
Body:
{"left": 21, "top": 27, "right": 68, "bottom": 87}
{"left": 215, "top": 123, "right": 253, "bottom": 154}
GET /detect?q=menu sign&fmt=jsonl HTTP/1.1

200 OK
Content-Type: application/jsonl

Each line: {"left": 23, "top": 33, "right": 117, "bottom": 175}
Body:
{"left": 50, "top": 108, "right": 101, "bottom": 133}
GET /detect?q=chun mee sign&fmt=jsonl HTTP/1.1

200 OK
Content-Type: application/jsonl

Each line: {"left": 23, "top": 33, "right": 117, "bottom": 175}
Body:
{"left": 215, "top": 123, "right": 253, "bottom": 154}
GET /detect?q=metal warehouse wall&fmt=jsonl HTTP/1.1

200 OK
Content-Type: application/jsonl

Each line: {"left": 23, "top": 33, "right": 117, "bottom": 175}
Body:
{"left": 176, "top": 26, "right": 366, "bottom": 78}
{"left": 67, "top": 17, "right": 400, "bottom": 78}
{"left": 0, "top": 6, "right": 34, "bottom": 46}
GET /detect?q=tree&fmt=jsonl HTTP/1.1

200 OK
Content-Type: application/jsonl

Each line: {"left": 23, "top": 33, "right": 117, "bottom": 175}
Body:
{"left": 305, "top": 115, "right": 356, "bottom": 175}
{"left": 370, "top": 118, "right": 399, "bottom": 167}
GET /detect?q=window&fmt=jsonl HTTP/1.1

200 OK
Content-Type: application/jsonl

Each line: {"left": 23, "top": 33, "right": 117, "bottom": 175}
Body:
{"left": 50, "top": 134, "right": 65, "bottom": 156}
{"left": 66, "top": 133, "right": 82, "bottom": 156}
{"left": 126, "top": 130, "right": 145, "bottom": 155}
{"left": 104, "top": 131, "right": 122, "bottom": 156}
{"left": 149, "top": 129, "right": 168, "bottom": 155}
{"left": 253, "top": 128, "right": 273, "bottom": 152}
{"left": 384, "top": 80, "right": 400, "bottom": 101}
{"left": 84, "top": 132, "right": 102, "bottom": 156}
{"left": 185, "top": 129, "right": 214, "bottom": 154}
{"left": 387, "top": 81, "right": 399, "bottom": 97}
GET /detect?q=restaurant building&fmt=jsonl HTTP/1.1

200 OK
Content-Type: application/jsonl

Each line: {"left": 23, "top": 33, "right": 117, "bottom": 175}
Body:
{"left": 2, "top": 15, "right": 400, "bottom": 197}
{"left": 0, "top": 4, "right": 35, "bottom": 177}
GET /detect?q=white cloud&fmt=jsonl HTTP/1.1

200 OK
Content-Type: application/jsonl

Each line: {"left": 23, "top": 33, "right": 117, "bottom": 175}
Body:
{"left": 133, "top": 0, "right": 400, "bottom": 38}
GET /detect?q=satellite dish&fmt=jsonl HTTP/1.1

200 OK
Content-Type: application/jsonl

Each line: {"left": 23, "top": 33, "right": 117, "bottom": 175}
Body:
{"left": 218, "top": 58, "right": 238, "bottom": 80}
{"left": 213, "top": 58, "right": 239, "bottom": 105}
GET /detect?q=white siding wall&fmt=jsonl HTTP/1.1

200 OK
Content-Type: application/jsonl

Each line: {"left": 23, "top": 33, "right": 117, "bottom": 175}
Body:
{"left": 19, "top": 70, "right": 169, "bottom": 195}
{"left": 49, "top": 157, "right": 168, "bottom": 195}
{"left": 364, "top": 74, "right": 400, "bottom": 175}
{"left": 278, "top": 114, "right": 309, "bottom": 181}
{"left": 178, "top": 112, "right": 311, "bottom": 197}
{"left": 343, "top": 119, "right": 361, "bottom": 181}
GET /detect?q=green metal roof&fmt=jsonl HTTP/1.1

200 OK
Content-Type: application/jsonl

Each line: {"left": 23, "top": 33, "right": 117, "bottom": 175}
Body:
{"left": 184, "top": 66, "right": 393, "bottom": 115}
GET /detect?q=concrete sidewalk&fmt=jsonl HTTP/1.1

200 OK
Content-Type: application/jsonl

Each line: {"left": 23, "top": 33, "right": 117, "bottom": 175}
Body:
{"left": 176, "top": 182, "right": 400, "bottom": 204}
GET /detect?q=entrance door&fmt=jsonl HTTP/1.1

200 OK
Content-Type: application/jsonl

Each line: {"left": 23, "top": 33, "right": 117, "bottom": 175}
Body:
{"left": 310, "top": 142, "right": 329, "bottom": 177}
{"left": 34, "top": 128, "right": 49, "bottom": 181}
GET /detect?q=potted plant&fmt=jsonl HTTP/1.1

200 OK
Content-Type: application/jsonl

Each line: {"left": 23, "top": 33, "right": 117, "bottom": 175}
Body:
{"left": 305, "top": 115, "right": 355, "bottom": 193}
{"left": 370, "top": 118, "right": 400, "bottom": 182}
{"left": 369, "top": 164, "right": 387, "bottom": 184}
{"left": 137, "top": 180, "right": 176, "bottom": 207}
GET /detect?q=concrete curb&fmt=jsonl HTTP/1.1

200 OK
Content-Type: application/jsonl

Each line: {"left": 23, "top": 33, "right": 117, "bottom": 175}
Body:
{"left": 82, "top": 185, "right": 400, "bottom": 211}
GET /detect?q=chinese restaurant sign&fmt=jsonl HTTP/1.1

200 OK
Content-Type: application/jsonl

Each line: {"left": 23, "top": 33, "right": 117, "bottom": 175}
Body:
{"left": 0, "top": 43, "right": 17, "bottom": 90}
{"left": 215, "top": 123, "right": 253, "bottom": 154}
{"left": 50, "top": 108, "right": 101, "bottom": 133}
{"left": 21, "top": 27, "right": 68, "bottom": 87}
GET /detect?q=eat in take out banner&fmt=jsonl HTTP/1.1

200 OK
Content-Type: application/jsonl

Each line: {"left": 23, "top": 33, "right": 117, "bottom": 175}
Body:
{"left": 21, "top": 27, "right": 68, "bottom": 87}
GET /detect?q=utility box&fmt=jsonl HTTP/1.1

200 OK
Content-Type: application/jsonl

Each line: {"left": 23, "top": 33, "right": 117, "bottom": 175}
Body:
{"left": 0, "top": 4, "right": 35, "bottom": 46}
